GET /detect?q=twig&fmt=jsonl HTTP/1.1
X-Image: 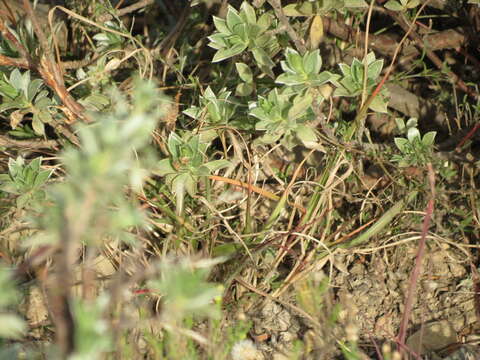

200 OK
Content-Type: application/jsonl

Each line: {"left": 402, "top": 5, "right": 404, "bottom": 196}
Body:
{"left": 361, "top": 0, "right": 375, "bottom": 108}
{"left": 322, "top": 17, "right": 465, "bottom": 65}
{"left": 267, "top": 0, "right": 306, "bottom": 54}
{"left": 97, "top": 0, "right": 155, "bottom": 22}
{"left": 397, "top": 163, "right": 436, "bottom": 355}
{"left": 0, "top": 53, "right": 30, "bottom": 69}
{"left": 0, "top": 135, "right": 59, "bottom": 150}
{"left": 21, "top": 0, "right": 91, "bottom": 124}
{"left": 387, "top": 9, "right": 478, "bottom": 100}
{"left": 353, "top": 0, "right": 432, "bottom": 139}
{"left": 209, "top": 174, "right": 306, "bottom": 214}
{"left": 234, "top": 276, "right": 322, "bottom": 329}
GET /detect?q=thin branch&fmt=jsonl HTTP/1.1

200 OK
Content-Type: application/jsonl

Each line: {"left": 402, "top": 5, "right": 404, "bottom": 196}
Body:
{"left": 397, "top": 163, "right": 436, "bottom": 356}
{"left": 267, "top": 0, "right": 307, "bottom": 54}
{"left": 387, "top": 9, "right": 478, "bottom": 100}
{"left": 0, "top": 135, "right": 59, "bottom": 149}
{"left": 22, "top": 0, "right": 91, "bottom": 124}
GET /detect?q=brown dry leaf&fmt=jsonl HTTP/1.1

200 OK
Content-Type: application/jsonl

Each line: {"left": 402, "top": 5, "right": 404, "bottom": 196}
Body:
{"left": 10, "top": 109, "right": 25, "bottom": 129}
{"left": 26, "top": 286, "right": 49, "bottom": 337}
{"left": 406, "top": 320, "right": 457, "bottom": 356}
{"left": 162, "top": 91, "right": 181, "bottom": 132}
{"left": 93, "top": 253, "right": 117, "bottom": 277}
{"left": 309, "top": 15, "right": 324, "bottom": 50}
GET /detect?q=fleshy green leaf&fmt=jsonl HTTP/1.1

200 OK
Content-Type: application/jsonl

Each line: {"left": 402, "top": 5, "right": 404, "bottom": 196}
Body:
{"left": 384, "top": 0, "right": 403, "bottom": 11}
{"left": 235, "top": 82, "right": 254, "bottom": 97}
{"left": 303, "top": 50, "right": 322, "bottom": 75}
{"left": 213, "top": 16, "right": 230, "bottom": 35}
{"left": 203, "top": 159, "right": 230, "bottom": 172}
{"left": 235, "top": 62, "right": 253, "bottom": 83}
{"left": 368, "top": 94, "right": 388, "bottom": 113}
{"left": 32, "top": 114, "right": 46, "bottom": 135}
{"left": 288, "top": 93, "right": 312, "bottom": 120}
{"left": 296, "top": 125, "right": 317, "bottom": 143}
{"left": 156, "top": 159, "right": 176, "bottom": 176}
{"left": 422, "top": 131, "right": 436, "bottom": 146}
{"left": 251, "top": 47, "right": 274, "bottom": 77}
{"left": 367, "top": 59, "right": 384, "bottom": 80}
{"left": 212, "top": 43, "right": 247, "bottom": 62}
{"left": 240, "top": 1, "right": 256, "bottom": 24}
{"left": 394, "top": 137, "right": 408, "bottom": 152}
{"left": 226, "top": 5, "right": 243, "bottom": 32}
{"left": 407, "top": 127, "right": 421, "bottom": 142}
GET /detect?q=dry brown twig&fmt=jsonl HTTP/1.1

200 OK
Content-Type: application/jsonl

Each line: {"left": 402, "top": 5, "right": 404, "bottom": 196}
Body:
{"left": 267, "top": 0, "right": 307, "bottom": 54}
{"left": 386, "top": 9, "right": 478, "bottom": 100}
{"left": 397, "top": 163, "right": 436, "bottom": 357}
{"left": 21, "top": 0, "right": 91, "bottom": 124}
{"left": 0, "top": 135, "right": 59, "bottom": 150}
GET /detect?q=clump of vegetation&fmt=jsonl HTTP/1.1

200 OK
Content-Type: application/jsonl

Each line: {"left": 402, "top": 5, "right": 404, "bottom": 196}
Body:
{"left": 0, "top": 0, "right": 479, "bottom": 359}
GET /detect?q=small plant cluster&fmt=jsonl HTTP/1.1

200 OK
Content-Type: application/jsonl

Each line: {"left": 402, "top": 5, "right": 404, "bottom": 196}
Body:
{"left": 0, "top": 69, "right": 56, "bottom": 136}
{"left": 392, "top": 117, "right": 436, "bottom": 167}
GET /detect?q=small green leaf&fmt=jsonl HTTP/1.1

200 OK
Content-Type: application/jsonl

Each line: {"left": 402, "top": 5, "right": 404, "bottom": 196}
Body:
{"left": 212, "top": 43, "right": 247, "bottom": 62}
{"left": 310, "top": 71, "right": 335, "bottom": 87}
{"left": 296, "top": 125, "right": 317, "bottom": 143}
{"left": 183, "top": 106, "right": 203, "bottom": 120}
{"left": 368, "top": 94, "right": 388, "bottom": 113}
{"left": 226, "top": 5, "right": 243, "bottom": 32}
{"left": 367, "top": 59, "right": 384, "bottom": 80}
{"left": 240, "top": 1, "right": 256, "bottom": 24}
{"left": 167, "top": 132, "right": 183, "bottom": 159}
{"left": 213, "top": 243, "right": 239, "bottom": 257}
{"left": 288, "top": 93, "right": 312, "bottom": 120}
{"left": 207, "top": 33, "right": 228, "bottom": 49}
{"left": 395, "top": 118, "right": 406, "bottom": 133}
{"left": 38, "top": 110, "right": 53, "bottom": 124}
{"left": 303, "top": 50, "right": 322, "bottom": 75}
{"left": 235, "top": 82, "right": 254, "bottom": 97}
{"left": 26, "top": 79, "right": 43, "bottom": 103}
{"left": 406, "top": 0, "right": 420, "bottom": 8}
{"left": 422, "top": 131, "right": 436, "bottom": 146}
{"left": 9, "top": 69, "right": 23, "bottom": 91}
{"left": 257, "top": 13, "right": 272, "bottom": 32}
{"left": 0, "top": 78, "right": 18, "bottom": 99}
{"left": 156, "top": 159, "right": 176, "bottom": 176}
{"left": 30, "top": 157, "right": 41, "bottom": 173}
{"left": 394, "top": 137, "right": 408, "bottom": 152}
{"left": 16, "top": 193, "right": 31, "bottom": 209}
{"left": 384, "top": 0, "right": 403, "bottom": 11}
{"left": 33, "top": 169, "right": 52, "bottom": 188}
{"left": 283, "top": 2, "right": 315, "bottom": 16}
{"left": 203, "top": 159, "right": 230, "bottom": 172}
{"left": 406, "top": 118, "right": 418, "bottom": 129}
{"left": 350, "top": 58, "right": 363, "bottom": 84}
{"left": 251, "top": 47, "right": 275, "bottom": 77}
{"left": 213, "top": 16, "right": 230, "bottom": 35}
{"left": 275, "top": 73, "right": 304, "bottom": 86}
{"left": 338, "top": 63, "right": 351, "bottom": 77}
{"left": 407, "top": 127, "right": 421, "bottom": 142}
{"left": 32, "top": 114, "right": 46, "bottom": 135}
{"left": 285, "top": 48, "right": 304, "bottom": 74}
{"left": 235, "top": 62, "right": 253, "bottom": 83}
{"left": 344, "top": 0, "right": 368, "bottom": 7}
{"left": 184, "top": 174, "right": 197, "bottom": 197}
